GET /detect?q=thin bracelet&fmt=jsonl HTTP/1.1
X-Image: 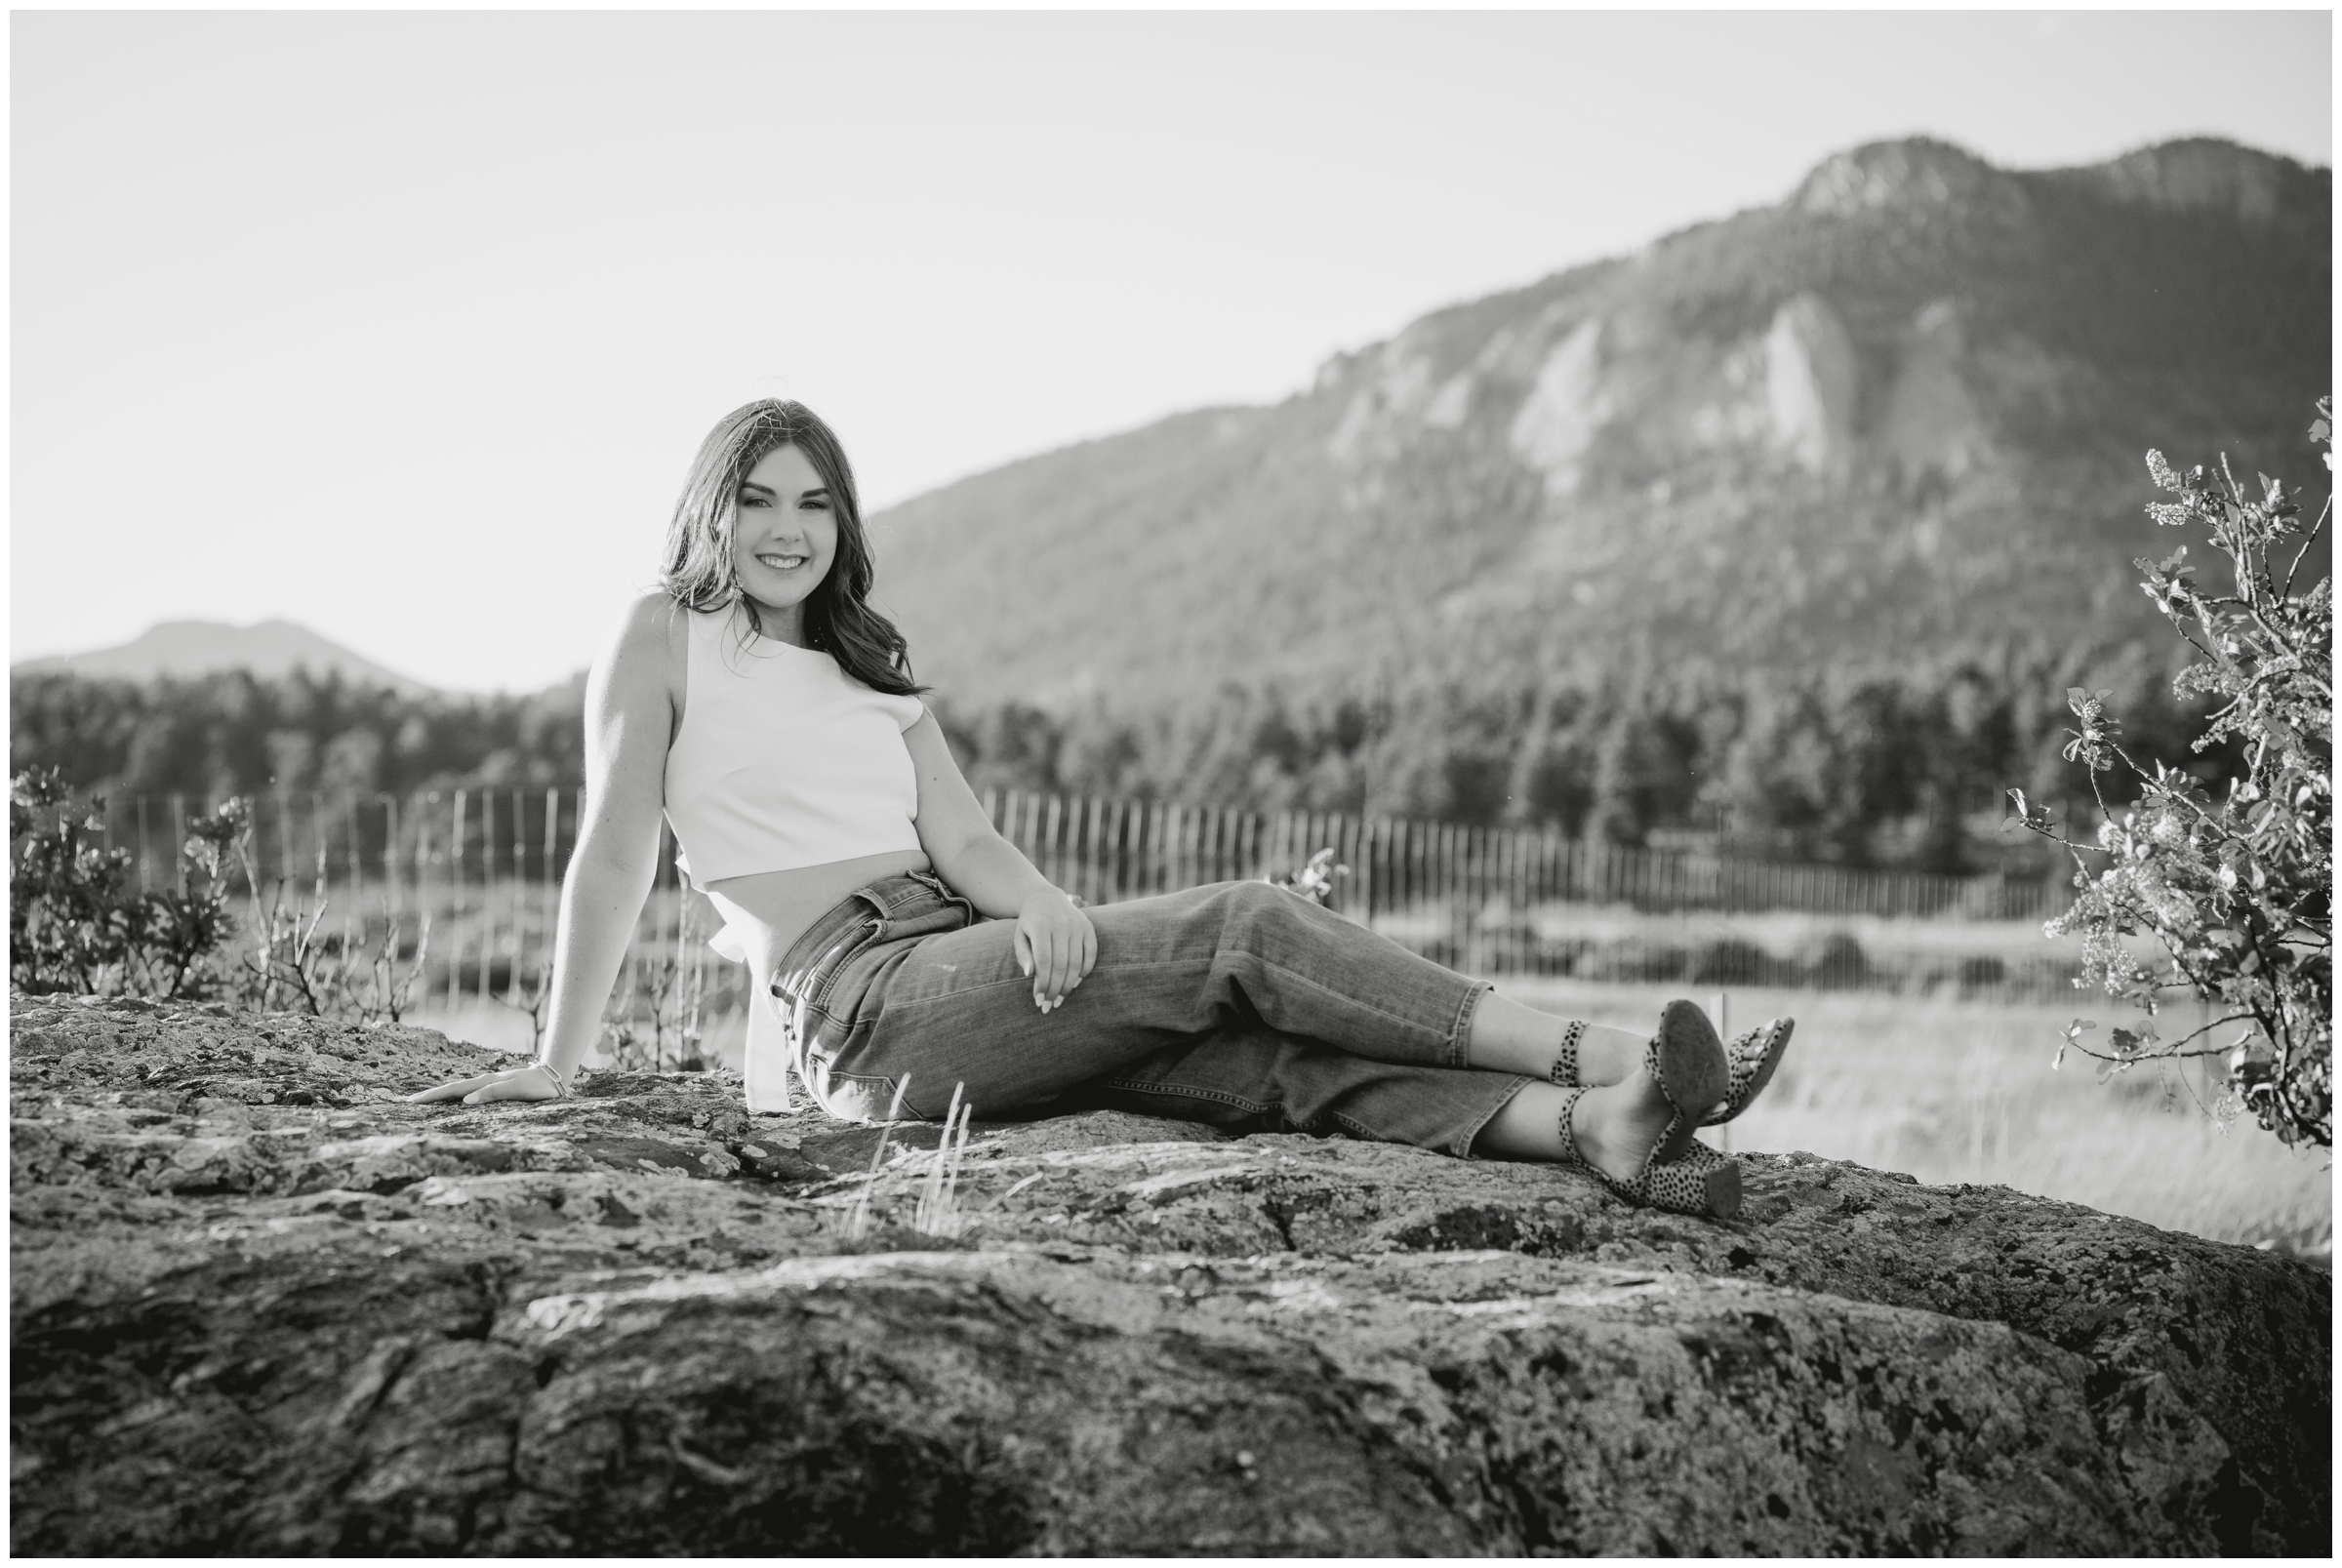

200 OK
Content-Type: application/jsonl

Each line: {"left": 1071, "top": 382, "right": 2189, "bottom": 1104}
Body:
{"left": 534, "top": 1059, "right": 574, "bottom": 1099}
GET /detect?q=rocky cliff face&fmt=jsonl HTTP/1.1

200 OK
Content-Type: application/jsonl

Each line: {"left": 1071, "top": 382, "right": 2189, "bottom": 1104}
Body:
{"left": 871, "top": 137, "right": 2328, "bottom": 707}
{"left": 11, "top": 993, "right": 2329, "bottom": 1553}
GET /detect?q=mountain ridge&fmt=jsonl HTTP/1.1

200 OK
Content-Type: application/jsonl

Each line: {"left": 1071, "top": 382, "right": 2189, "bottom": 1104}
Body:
{"left": 868, "top": 135, "right": 2329, "bottom": 712}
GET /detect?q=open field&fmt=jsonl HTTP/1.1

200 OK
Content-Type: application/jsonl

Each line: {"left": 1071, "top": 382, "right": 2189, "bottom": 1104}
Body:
{"left": 1501, "top": 979, "right": 2332, "bottom": 1260}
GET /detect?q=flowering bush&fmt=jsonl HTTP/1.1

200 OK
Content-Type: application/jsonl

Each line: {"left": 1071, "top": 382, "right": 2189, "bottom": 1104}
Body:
{"left": 2010, "top": 401, "right": 2331, "bottom": 1147}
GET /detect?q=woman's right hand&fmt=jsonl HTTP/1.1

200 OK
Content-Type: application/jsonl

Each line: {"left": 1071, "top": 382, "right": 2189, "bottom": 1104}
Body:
{"left": 406, "top": 1061, "right": 567, "bottom": 1106}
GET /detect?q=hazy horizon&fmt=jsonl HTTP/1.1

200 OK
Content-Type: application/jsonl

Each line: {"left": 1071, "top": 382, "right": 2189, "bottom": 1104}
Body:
{"left": 13, "top": 9, "right": 2331, "bottom": 693}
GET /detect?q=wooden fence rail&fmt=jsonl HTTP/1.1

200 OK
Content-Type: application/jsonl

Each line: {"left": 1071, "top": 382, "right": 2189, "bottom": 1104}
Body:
{"left": 63, "top": 786, "right": 2082, "bottom": 1006}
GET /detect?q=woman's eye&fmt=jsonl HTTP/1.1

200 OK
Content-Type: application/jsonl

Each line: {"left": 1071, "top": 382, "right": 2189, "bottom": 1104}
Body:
{"left": 799, "top": 498, "right": 829, "bottom": 510}
{"left": 739, "top": 495, "right": 769, "bottom": 507}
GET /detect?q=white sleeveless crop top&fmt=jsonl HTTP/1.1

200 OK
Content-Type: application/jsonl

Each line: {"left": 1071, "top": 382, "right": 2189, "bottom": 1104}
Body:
{"left": 662, "top": 603, "right": 927, "bottom": 884}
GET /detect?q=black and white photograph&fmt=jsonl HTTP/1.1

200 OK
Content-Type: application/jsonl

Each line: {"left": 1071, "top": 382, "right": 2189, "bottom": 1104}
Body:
{"left": 9, "top": 6, "right": 2330, "bottom": 1555}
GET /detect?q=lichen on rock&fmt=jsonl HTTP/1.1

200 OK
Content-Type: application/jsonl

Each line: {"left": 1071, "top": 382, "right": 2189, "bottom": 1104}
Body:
{"left": 11, "top": 993, "right": 2328, "bottom": 1553}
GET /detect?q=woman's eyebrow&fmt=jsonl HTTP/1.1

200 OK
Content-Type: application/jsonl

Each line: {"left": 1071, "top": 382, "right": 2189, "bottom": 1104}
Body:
{"left": 739, "top": 479, "right": 776, "bottom": 496}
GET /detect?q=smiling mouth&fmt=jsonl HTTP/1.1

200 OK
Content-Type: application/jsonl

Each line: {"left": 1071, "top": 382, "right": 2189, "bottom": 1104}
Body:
{"left": 755, "top": 552, "right": 810, "bottom": 572}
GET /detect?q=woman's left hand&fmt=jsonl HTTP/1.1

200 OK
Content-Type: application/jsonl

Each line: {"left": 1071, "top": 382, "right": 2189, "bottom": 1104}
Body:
{"left": 1014, "top": 889, "right": 1096, "bottom": 1012}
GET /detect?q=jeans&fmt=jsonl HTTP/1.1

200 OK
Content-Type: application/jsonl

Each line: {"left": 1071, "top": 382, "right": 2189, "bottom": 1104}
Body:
{"left": 770, "top": 871, "right": 1531, "bottom": 1159}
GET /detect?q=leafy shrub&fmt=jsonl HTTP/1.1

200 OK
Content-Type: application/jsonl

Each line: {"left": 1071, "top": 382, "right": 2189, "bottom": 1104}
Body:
{"left": 2011, "top": 402, "right": 2331, "bottom": 1147}
{"left": 1958, "top": 954, "right": 2009, "bottom": 989}
{"left": 1809, "top": 933, "right": 1871, "bottom": 987}
{"left": 1688, "top": 937, "right": 1795, "bottom": 987}
{"left": 10, "top": 766, "right": 242, "bottom": 999}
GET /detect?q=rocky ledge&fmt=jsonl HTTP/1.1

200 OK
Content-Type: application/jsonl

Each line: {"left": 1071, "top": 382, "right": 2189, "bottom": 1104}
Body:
{"left": 10, "top": 994, "right": 2329, "bottom": 1554}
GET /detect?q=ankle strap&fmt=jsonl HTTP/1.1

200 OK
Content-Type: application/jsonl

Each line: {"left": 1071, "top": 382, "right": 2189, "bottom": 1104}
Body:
{"left": 1550, "top": 1019, "right": 1588, "bottom": 1086}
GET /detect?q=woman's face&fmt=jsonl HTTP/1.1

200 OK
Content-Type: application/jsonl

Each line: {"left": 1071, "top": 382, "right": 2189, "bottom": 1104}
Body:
{"left": 729, "top": 443, "right": 839, "bottom": 619}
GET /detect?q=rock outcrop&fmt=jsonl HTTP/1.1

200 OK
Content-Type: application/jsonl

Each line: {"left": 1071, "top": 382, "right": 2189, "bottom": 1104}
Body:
{"left": 11, "top": 994, "right": 2329, "bottom": 1553}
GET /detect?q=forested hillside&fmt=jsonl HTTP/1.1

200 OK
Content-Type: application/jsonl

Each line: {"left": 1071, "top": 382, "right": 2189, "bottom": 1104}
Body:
{"left": 12, "top": 629, "right": 2239, "bottom": 873}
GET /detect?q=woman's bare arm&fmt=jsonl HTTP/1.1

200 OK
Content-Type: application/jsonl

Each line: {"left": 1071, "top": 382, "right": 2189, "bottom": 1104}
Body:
{"left": 410, "top": 594, "right": 680, "bottom": 1103}
{"left": 904, "top": 711, "right": 1095, "bottom": 1011}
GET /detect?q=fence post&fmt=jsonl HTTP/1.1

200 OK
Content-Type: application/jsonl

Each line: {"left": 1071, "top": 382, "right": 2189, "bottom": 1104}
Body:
{"left": 1504, "top": 826, "right": 1520, "bottom": 974}
{"left": 506, "top": 786, "right": 525, "bottom": 1003}
{"left": 1078, "top": 795, "right": 1099, "bottom": 904}
{"left": 1388, "top": 817, "right": 1404, "bottom": 913}
{"left": 1042, "top": 793, "right": 1063, "bottom": 888}
{"left": 1104, "top": 797, "right": 1123, "bottom": 905}
{"left": 446, "top": 790, "right": 466, "bottom": 1011}
{"left": 343, "top": 791, "right": 362, "bottom": 923}
{"left": 244, "top": 790, "right": 262, "bottom": 892}
{"left": 308, "top": 790, "right": 326, "bottom": 905}
{"left": 275, "top": 786, "right": 294, "bottom": 892}
{"left": 540, "top": 787, "right": 558, "bottom": 981}
{"left": 1442, "top": 822, "right": 1460, "bottom": 959}
{"left": 479, "top": 789, "right": 499, "bottom": 1005}
{"left": 1349, "top": 809, "right": 1367, "bottom": 922}
{"left": 382, "top": 795, "right": 400, "bottom": 923}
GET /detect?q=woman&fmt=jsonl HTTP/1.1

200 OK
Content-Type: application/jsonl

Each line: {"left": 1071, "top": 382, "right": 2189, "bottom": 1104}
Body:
{"left": 413, "top": 400, "right": 1791, "bottom": 1216}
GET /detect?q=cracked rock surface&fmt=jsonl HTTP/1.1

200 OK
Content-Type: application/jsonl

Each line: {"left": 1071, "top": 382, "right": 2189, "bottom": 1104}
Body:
{"left": 10, "top": 993, "right": 2329, "bottom": 1553}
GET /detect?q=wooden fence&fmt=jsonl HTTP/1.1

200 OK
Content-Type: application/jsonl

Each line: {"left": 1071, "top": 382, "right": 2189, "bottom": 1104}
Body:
{"left": 73, "top": 785, "right": 2083, "bottom": 1007}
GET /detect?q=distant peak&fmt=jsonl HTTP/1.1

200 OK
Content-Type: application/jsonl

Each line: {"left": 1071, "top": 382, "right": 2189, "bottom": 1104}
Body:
{"left": 1791, "top": 138, "right": 2022, "bottom": 219}
{"left": 12, "top": 618, "right": 434, "bottom": 695}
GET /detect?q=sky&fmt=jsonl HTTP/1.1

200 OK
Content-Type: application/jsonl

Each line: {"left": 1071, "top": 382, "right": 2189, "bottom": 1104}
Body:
{"left": 11, "top": 8, "right": 2332, "bottom": 693}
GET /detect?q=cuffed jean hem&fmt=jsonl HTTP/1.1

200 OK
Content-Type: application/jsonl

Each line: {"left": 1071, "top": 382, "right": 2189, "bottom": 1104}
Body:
{"left": 1448, "top": 979, "right": 1493, "bottom": 1070}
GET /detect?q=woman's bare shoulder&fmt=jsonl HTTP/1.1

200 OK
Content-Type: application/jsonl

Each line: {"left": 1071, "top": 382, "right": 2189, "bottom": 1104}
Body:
{"left": 591, "top": 592, "right": 691, "bottom": 708}
{"left": 613, "top": 589, "right": 691, "bottom": 644}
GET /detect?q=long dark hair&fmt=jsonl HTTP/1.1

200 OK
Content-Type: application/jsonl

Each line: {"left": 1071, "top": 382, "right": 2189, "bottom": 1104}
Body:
{"left": 661, "top": 399, "right": 925, "bottom": 698}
